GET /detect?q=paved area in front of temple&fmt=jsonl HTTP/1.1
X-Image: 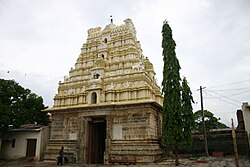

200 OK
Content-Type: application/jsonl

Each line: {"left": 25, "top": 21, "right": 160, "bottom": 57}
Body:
{"left": 1, "top": 156, "right": 250, "bottom": 167}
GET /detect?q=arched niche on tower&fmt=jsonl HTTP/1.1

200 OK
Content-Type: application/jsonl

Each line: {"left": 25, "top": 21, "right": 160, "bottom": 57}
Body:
{"left": 91, "top": 92, "right": 97, "bottom": 104}
{"left": 88, "top": 90, "right": 101, "bottom": 104}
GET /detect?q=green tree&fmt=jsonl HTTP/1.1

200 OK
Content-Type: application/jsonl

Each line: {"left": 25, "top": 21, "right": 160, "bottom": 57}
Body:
{"left": 162, "top": 21, "right": 194, "bottom": 166}
{"left": 194, "top": 110, "right": 228, "bottom": 132}
{"left": 0, "top": 79, "right": 50, "bottom": 132}
{"left": 181, "top": 77, "right": 195, "bottom": 145}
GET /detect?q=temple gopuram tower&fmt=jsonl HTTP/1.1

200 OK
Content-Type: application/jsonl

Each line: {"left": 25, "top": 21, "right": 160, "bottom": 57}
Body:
{"left": 44, "top": 18, "right": 163, "bottom": 164}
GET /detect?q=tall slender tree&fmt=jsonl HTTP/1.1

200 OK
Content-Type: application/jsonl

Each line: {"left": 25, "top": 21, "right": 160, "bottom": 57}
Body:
{"left": 161, "top": 21, "right": 194, "bottom": 166}
{"left": 162, "top": 20, "right": 182, "bottom": 166}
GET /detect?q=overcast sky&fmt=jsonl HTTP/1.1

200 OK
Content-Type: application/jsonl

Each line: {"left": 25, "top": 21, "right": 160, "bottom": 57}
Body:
{"left": 1, "top": 0, "right": 250, "bottom": 126}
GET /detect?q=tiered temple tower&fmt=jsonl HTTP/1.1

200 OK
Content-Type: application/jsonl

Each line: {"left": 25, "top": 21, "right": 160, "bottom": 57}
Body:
{"left": 44, "top": 18, "right": 163, "bottom": 164}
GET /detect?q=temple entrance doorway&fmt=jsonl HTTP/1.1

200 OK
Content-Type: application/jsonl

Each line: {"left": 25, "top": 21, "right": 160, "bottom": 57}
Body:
{"left": 87, "top": 118, "right": 106, "bottom": 164}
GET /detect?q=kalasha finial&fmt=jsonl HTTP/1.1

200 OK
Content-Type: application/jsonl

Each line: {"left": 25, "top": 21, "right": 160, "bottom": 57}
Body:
{"left": 163, "top": 19, "right": 168, "bottom": 24}
{"left": 110, "top": 15, "right": 113, "bottom": 24}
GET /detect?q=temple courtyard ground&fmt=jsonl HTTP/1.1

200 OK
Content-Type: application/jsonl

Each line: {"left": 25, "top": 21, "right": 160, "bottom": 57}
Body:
{"left": 1, "top": 156, "right": 250, "bottom": 167}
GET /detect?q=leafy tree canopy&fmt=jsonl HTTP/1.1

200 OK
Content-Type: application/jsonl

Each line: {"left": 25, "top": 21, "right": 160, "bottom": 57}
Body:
{"left": 193, "top": 110, "right": 228, "bottom": 132}
{"left": 0, "top": 78, "right": 50, "bottom": 132}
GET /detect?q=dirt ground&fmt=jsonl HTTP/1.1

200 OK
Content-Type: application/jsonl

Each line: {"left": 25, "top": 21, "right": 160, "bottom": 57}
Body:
{"left": 0, "top": 156, "right": 250, "bottom": 167}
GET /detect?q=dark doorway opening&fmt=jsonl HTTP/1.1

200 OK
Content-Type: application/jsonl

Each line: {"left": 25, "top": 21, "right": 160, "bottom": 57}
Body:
{"left": 26, "top": 139, "right": 37, "bottom": 157}
{"left": 87, "top": 118, "right": 106, "bottom": 164}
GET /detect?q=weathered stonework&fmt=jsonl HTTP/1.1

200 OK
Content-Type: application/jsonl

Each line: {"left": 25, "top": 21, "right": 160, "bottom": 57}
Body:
{"left": 44, "top": 18, "right": 163, "bottom": 164}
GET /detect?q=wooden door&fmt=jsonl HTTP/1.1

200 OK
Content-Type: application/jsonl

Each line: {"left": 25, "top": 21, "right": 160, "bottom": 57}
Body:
{"left": 26, "top": 139, "right": 37, "bottom": 157}
{"left": 87, "top": 119, "right": 106, "bottom": 164}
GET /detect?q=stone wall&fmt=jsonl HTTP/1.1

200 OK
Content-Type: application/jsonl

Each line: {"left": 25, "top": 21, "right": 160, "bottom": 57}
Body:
{"left": 176, "top": 129, "right": 249, "bottom": 156}
{"left": 108, "top": 104, "right": 162, "bottom": 163}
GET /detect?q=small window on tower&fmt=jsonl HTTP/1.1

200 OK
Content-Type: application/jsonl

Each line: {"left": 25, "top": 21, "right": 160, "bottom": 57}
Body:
{"left": 104, "top": 38, "right": 107, "bottom": 43}
{"left": 91, "top": 92, "right": 97, "bottom": 104}
{"left": 101, "top": 54, "right": 104, "bottom": 59}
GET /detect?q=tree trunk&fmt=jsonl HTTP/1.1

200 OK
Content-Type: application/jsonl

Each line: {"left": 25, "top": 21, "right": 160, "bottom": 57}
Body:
{"left": 174, "top": 145, "right": 179, "bottom": 166}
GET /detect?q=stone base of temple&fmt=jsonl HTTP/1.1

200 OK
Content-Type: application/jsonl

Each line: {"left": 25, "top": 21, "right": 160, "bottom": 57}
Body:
{"left": 106, "top": 139, "right": 162, "bottom": 164}
{"left": 44, "top": 102, "right": 162, "bottom": 164}
{"left": 43, "top": 140, "right": 79, "bottom": 163}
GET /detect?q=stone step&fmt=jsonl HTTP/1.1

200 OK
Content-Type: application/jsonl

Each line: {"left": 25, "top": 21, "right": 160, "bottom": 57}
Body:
{"left": 43, "top": 139, "right": 79, "bottom": 162}
{"left": 43, "top": 154, "right": 57, "bottom": 161}
{"left": 110, "top": 150, "right": 162, "bottom": 155}
{"left": 111, "top": 142, "right": 160, "bottom": 146}
{"left": 44, "top": 149, "right": 78, "bottom": 154}
{"left": 43, "top": 159, "right": 56, "bottom": 163}
{"left": 47, "top": 139, "right": 78, "bottom": 145}
{"left": 46, "top": 145, "right": 77, "bottom": 149}
{"left": 46, "top": 148, "right": 77, "bottom": 152}
{"left": 111, "top": 148, "right": 161, "bottom": 152}
{"left": 43, "top": 151, "right": 78, "bottom": 160}
{"left": 110, "top": 149, "right": 163, "bottom": 155}
{"left": 110, "top": 144, "right": 160, "bottom": 150}
{"left": 109, "top": 141, "right": 162, "bottom": 156}
{"left": 111, "top": 143, "right": 160, "bottom": 146}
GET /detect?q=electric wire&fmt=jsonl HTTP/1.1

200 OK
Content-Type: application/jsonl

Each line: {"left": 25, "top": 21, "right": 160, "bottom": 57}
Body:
{"left": 204, "top": 91, "right": 239, "bottom": 107}
{"left": 209, "top": 78, "right": 250, "bottom": 89}
{"left": 208, "top": 87, "right": 250, "bottom": 92}
{"left": 206, "top": 89, "right": 241, "bottom": 103}
{"left": 231, "top": 89, "right": 250, "bottom": 96}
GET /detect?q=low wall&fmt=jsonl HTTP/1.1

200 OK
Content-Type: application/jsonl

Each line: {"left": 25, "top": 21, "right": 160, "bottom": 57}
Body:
{"left": 164, "top": 129, "right": 249, "bottom": 156}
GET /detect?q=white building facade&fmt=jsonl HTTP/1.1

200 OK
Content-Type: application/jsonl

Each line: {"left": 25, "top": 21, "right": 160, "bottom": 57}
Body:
{"left": 0, "top": 125, "right": 50, "bottom": 160}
